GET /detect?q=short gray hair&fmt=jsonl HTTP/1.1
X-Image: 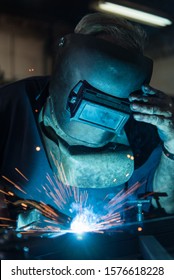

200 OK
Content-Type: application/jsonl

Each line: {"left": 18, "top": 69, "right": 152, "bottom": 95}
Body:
{"left": 74, "top": 12, "right": 147, "bottom": 53}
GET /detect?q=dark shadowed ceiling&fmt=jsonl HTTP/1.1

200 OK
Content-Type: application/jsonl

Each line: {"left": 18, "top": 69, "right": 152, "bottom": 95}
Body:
{"left": 0, "top": 0, "right": 174, "bottom": 26}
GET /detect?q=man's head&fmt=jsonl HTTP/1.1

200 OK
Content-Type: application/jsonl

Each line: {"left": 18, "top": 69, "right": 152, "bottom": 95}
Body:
{"left": 41, "top": 13, "right": 152, "bottom": 188}
{"left": 47, "top": 12, "right": 152, "bottom": 147}
{"left": 74, "top": 12, "right": 146, "bottom": 51}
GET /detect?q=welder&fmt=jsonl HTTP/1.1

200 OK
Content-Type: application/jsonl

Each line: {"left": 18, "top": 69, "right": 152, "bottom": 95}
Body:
{"left": 0, "top": 13, "right": 174, "bottom": 229}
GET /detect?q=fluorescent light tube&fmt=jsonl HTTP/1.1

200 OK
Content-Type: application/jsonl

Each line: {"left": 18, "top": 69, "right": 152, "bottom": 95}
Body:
{"left": 97, "top": 1, "right": 172, "bottom": 27}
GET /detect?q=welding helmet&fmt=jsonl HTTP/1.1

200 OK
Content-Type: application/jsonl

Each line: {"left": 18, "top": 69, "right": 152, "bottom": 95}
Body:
{"left": 48, "top": 34, "right": 152, "bottom": 147}
{"left": 42, "top": 34, "right": 153, "bottom": 188}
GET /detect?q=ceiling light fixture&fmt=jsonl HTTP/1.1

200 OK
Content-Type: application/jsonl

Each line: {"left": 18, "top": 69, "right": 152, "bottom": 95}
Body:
{"left": 92, "top": 1, "right": 172, "bottom": 27}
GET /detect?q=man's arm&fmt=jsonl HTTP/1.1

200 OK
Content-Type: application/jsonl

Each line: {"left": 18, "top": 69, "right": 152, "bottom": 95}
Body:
{"left": 129, "top": 85, "right": 174, "bottom": 213}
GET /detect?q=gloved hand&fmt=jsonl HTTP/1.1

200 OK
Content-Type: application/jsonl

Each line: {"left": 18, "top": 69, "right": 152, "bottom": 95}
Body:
{"left": 129, "top": 84, "right": 174, "bottom": 152}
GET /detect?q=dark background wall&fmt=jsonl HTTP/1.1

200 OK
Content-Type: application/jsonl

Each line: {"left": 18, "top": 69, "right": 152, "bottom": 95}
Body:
{"left": 0, "top": 0, "right": 174, "bottom": 95}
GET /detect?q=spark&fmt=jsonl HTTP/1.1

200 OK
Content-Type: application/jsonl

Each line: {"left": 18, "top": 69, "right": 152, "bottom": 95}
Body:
{"left": 0, "top": 189, "right": 11, "bottom": 196}
{"left": 137, "top": 226, "right": 143, "bottom": 232}
{"left": 0, "top": 217, "right": 15, "bottom": 222}
{"left": 21, "top": 203, "right": 28, "bottom": 208}
{"left": 2, "top": 175, "right": 26, "bottom": 194}
{"left": 8, "top": 191, "right": 15, "bottom": 196}
{"left": 0, "top": 224, "right": 10, "bottom": 227}
{"left": 15, "top": 168, "right": 29, "bottom": 181}
{"left": 107, "top": 181, "right": 142, "bottom": 211}
{"left": 0, "top": 160, "right": 146, "bottom": 237}
{"left": 0, "top": 217, "right": 15, "bottom": 229}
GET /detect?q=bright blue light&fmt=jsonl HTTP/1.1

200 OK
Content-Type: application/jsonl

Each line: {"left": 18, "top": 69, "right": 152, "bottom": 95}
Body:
{"left": 70, "top": 208, "right": 99, "bottom": 235}
{"left": 71, "top": 219, "right": 91, "bottom": 234}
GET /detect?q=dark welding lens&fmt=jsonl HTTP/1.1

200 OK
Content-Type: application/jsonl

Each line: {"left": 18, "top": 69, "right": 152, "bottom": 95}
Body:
{"left": 67, "top": 81, "right": 131, "bottom": 134}
{"left": 75, "top": 101, "right": 129, "bottom": 133}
